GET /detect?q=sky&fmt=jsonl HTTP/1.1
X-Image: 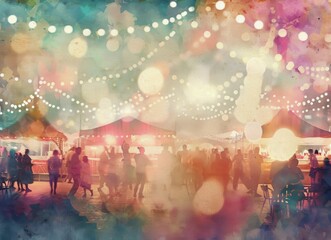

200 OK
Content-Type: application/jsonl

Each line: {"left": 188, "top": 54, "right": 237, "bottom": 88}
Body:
{"left": 0, "top": 0, "right": 330, "bottom": 139}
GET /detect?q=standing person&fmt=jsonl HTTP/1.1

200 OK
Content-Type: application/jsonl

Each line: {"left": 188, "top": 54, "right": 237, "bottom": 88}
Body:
{"left": 133, "top": 146, "right": 151, "bottom": 198}
{"left": 17, "top": 153, "right": 24, "bottom": 191}
{"left": 308, "top": 149, "right": 319, "bottom": 184}
{"left": 121, "top": 141, "right": 134, "bottom": 190}
{"left": 80, "top": 155, "right": 93, "bottom": 198}
{"left": 219, "top": 150, "right": 232, "bottom": 192}
{"left": 47, "top": 150, "right": 62, "bottom": 195}
{"left": 105, "top": 147, "right": 120, "bottom": 197}
{"left": 68, "top": 147, "right": 82, "bottom": 197}
{"left": 98, "top": 146, "right": 110, "bottom": 191}
{"left": 64, "top": 147, "right": 75, "bottom": 183}
{"left": 0, "top": 147, "right": 8, "bottom": 173}
{"left": 7, "top": 149, "right": 18, "bottom": 189}
{"left": 249, "top": 147, "right": 263, "bottom": 197}
{"left": 232, "top": 149, "right": 251, "bottom": 191}
{"left": 21, "top": 149, "right": 33, "bottom": 192}
{"left": 157, "top": 145, "right": 175, "bottom": 193}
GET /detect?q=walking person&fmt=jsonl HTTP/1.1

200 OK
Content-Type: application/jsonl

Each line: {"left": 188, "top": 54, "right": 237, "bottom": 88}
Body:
{"left": 47, "top": 150, "right": 62, "bottom": 195}
{"left": 80, "top": 155, "right": 93, "bottom": 198}
{"left": 7, "top": 149, "right": 18, "bottom": 189}
{"left": 68, "top": 147, "right": 82, "bottom": 197}
{"left": 21, "top": 149, "right": 33, "bottom": 192}
{"left": 232, "top": 149, "right": 251, "bottom": 191}
{"left": 249, "top": 147, "right": 263, "bottom": 197}
{"left": 133, "top": 146, "right": 151, "bottom": 198}
{"left": 64, "top": 147, "right": 75, "bottom": 183}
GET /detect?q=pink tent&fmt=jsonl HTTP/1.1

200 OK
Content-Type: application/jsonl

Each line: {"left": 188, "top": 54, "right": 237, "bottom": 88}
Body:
{"left": 262, "top": 109, "right": 331, "bottom": 138}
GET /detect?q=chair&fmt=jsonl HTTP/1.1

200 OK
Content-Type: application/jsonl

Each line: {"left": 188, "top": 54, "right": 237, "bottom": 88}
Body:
{"left": 0, "top": 175, "right": 9, "bottom": 195}
{"left": 260, "top": 185, "right": 274, "bottom": 215}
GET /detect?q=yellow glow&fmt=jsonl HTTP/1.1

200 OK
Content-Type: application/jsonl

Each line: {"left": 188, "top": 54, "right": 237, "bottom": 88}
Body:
{"left": 268, "top": 128, "right": 299, "bottom": 161}
{"left": 193, "top": 178, "right": 224, "bottom": 215}
{"left": 11, "top": 33, "right": 39, "bottom": 54}
{"left": 105, "top": 135, "right": 116, "bottom": 145}
{"left": 138, "top": 67, "right": 164, "bottom": 95}
{"left": 68, "top": 37, "right": 88, "bottom": 58}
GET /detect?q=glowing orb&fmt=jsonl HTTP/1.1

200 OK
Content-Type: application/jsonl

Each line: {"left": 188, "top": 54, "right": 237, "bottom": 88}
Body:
{"left": 215, "top": 1, "right": 226, "bottom": 10}
{"left": 193, "top": 178, "right": 224, "bottom": 215}
{"left": 268, "top": 128, "right": 299, "bottom": 161}
{"left": 298, "top": 31, "right": 308, "bottom": 41}
{"left": 64, "top": 25, "right": 73, "bottom": 34}
{"left": 236, "top": 15, "right": 245, "bottom": 24}
{"left": 28, "top": 21, "right": 37, "bottom": 29}
{"left": 68, "top": 37, "right": 88, "bottom": 58}
{"left": 254, "top": 20, "right": 264, "bottom": 30}
{"left": 106, "top": 38, "right": 120, "bottom": 52}
{"left": 244, "top": 122, "right": 262, "bottom": 142}
{"left": 138, "top": 67, "right": 164, "bottom": 95}
{"left": 278, "top": 29, "right": 287, "bottom": 38}
{"left": 8, "top": 15, "right": 17, "bottom": 24}
{"left": 170, "top": 1, "right": 177, "bottom": 8}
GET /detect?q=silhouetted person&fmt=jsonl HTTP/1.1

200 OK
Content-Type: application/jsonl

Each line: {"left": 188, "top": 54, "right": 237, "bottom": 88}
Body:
{"left": 286, "top": 156, "right": 304, "bottom": 214}
{"left": 47, "top": 150, "right": 62, "bottom": 195}
{"left": 7, "top": 149, "right": 18, "bottom": 189}
{"left": 121, "top": 141, "right": 134, "bottom": 190}
{"left": 308, "top": 148, "right": 319, "bottom": 184}
{"left": 133, "top": 146, "right": 151, "bottom": 198}
{"left": 17, "top": 152, "right": 24, "bottom": 191}
{"left": 319, "top": 158, "right": 331, "bottom": 206}
{"left": 68, "top": 147, "right": 82, "bottom": 197}
{"left": 232, "top": 149, "right": 250, "bottom": 191}
{"left": 105, "top": 147, "right": 120, "bottom": 197}
{"left": 22, "top": 149, "right": 33, "bottom": 192}
{"left": 98, "top": 146, "right": 110, "bottom": 190}
{"left": 0, "top": 147, "right": 8, "bottom": 173}
{"left": 81, "top": 156, "right": 93, "bottom": 198}
{"left": 64, "top": 147, "right": 75, "bottom": 183}
{"left": 249, "top": 147, "right": 263, "bottom": 197}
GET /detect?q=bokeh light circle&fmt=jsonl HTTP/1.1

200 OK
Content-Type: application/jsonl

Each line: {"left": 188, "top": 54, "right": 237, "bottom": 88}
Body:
{"left": 254, "top": 20, "right": 264, "bottom": 30}
{"left": 138, "top": 67, "right": 164, "bottom": 95}
{"left": 244, "top": 122, "right": 262, "bottom": 142}
{"left": 68, "top": 37, "right": 88, "bottom": 58}
{"left": 106, "top": 38, "right": 120, "bottom": 52}
{"left": 268, "top": 128, "right": 299, "bottom": 161}
{"left": 215, "top": 1, "right": 226, "bottom": 10}
{"left": 193, "top": 178, "right": 225, "bottom": 215}
{"left": 8, "top": 15, "right": 17, "bottom": 24}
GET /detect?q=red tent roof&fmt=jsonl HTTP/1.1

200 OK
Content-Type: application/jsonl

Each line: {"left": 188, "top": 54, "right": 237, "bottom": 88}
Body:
{"left": 80, "top": 117, "right": 175, "bottom": 137}
{"left": 262, "top": 109, "right": 331, "bottom": 138}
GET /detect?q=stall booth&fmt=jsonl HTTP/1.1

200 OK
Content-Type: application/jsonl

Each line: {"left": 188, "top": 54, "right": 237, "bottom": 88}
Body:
{"left": 79, "top": 117, "right": 176, "bottom": 174}
{"left": 0, "top": 109, "right": 67, "bottom": 176}
{"left": 259, "top": 109, "right": 331, "bottom": 184}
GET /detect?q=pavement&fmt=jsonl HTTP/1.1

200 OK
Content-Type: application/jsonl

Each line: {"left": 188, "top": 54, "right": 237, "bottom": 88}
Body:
{"left": 0, "top": 178, "right": 274, "bottom": 240}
